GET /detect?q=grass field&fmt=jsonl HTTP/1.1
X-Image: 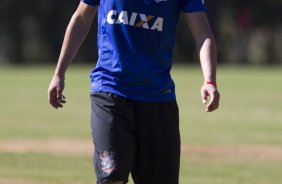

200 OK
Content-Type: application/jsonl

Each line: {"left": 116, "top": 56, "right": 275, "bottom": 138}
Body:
{"left": 0, "top": 65, "right": 282, "bottom": 184}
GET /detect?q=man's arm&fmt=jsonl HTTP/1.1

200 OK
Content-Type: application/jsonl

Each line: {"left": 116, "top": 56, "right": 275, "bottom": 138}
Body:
{"left": 185, "top": 12, "right": 220, "bottom": 112}
{"left": 48, "top": 2, "right": 98, "bottom": 109}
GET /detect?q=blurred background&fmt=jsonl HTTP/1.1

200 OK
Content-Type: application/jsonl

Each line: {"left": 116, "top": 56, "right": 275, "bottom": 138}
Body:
{"left": 0, "top": 0, "right": 282, "bottom": 65}
{"left": 0, "top": 1, "right": 282, "bottom": 184}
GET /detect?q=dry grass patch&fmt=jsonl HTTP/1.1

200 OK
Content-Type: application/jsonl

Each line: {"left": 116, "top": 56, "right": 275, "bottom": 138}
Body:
{"left": 1, "top": 139, "right": 282, "bottom": 161}
{"left": 0, "top": 139, "right": 93, "bottom": 156}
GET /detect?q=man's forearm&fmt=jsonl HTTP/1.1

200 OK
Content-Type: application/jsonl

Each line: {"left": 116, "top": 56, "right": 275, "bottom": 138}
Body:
{"left": 198, "top": 35, "right": 217, "bottom": 83}
{"left": 54, "top": 4, "right": 97, "bottom": 77}
{"left": 54, "top": 15, "right": 92, "bottom": 77}
{"left": 185, "top": 12, "right": 218, "bottom": 83}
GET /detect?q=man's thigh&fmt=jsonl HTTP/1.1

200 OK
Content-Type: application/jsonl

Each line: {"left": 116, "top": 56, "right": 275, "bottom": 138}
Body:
{"left": 132, "top": 101, "right": 180, "bottom": 184}
{"left": 91, "top": 92, "right": 135, "bottom": 184}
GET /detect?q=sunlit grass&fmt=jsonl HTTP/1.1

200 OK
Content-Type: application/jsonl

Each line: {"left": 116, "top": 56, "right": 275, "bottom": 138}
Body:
{"left": 0, "top": 65, "right": 282, "bottom": 184}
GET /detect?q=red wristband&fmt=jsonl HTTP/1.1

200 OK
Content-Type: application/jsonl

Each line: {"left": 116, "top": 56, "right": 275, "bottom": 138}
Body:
{"left": 205, "top": 81, "right": 217, "bottom": 87}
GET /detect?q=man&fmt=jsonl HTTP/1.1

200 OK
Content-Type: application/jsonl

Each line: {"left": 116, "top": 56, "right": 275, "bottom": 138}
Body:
{"left": 48, "top": 0, "right": 220, "bottom": 184}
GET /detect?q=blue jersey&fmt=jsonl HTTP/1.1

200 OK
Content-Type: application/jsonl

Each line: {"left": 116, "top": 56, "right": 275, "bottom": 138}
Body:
{"left": 81, "top": 0, "right": 207, "bottom": 102}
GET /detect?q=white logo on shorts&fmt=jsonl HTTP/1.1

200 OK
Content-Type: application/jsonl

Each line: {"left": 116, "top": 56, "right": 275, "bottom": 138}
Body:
{"left": 100, "top": 151, "right": 116, "bottom": 175}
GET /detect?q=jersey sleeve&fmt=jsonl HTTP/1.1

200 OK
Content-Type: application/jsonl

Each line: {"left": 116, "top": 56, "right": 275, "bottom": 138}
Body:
{"left": 81, "top": 0, "right": 100, "bottom": 6}
{"left": 180, "top": 0, "right": 207, "bottom": 13}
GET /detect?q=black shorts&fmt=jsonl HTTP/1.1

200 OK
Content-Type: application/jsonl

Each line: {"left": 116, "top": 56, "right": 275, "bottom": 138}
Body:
{"left": 90, "top": 92, "right": 180, "bottom": 184}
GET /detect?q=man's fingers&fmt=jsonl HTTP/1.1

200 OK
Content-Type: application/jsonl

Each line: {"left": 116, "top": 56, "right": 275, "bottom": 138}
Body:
{"left": 56, "top": 88, "right": 66, "bottom": 106}
{"left": 48, "top": 87, "right": 65, "bottom": 109}
{"left": 201, "top": 89, "right": 208, "bottom": 104}
{"left": 48, "top": 75, "right": 65, "bottom": 109}
{"left": 200, "top": 84, "right": 220, "bottom": 112}
{"left": 205, "top": 92, "right": 220, "bottom": 112}
{"left": 57, "top": 87, "right": 63, "bottom": 99}
{"left": 202, "top": 97, "right": 207, "bottom": 104}
{"left": 206, "top": 94, "right": 215, "bottom": 108}
{"left": 49, "top": 90, "right": 60, "bottom": 109}
{"left": 206, "top": 102, "right": 219, "bottom": 112}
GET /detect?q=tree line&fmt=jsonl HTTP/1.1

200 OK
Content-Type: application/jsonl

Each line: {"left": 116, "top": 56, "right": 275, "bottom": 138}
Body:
{"left": 0, "top": 0, "right": 281, "bottom": 65}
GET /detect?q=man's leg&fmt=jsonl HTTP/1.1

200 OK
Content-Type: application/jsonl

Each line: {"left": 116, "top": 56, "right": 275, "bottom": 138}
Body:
{"left": 132, "top": 101, "right": 180, "bottom": 184}
{"left": 91, "top": 92, "right": 135, "bottom": 184}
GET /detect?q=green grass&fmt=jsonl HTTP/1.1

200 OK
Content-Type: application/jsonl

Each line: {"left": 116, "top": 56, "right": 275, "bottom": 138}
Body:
{"left": 0, "top": 66, "right": 92, "bottom": 139}
{"left": 0, "top": 65, "right": 282, "bottom": 184}
{"left": 0, "top": 152, "right": 94, "bottom": 184}
{"left": 181, "top": 157, "right": 282, "bottom": 184}
{"left": 1, "top": 152, "right": 281, "bottom": 184}
{"left": 172, "top": 66, "right": 282, "bottom": 145}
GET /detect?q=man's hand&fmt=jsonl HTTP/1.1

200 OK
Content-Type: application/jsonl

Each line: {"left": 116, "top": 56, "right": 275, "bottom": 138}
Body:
{"left": 201, "top": 84, "right": 220, "bottom": 112}
{"left": 48, "top": 75, "right": 66, "bottom": 109}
